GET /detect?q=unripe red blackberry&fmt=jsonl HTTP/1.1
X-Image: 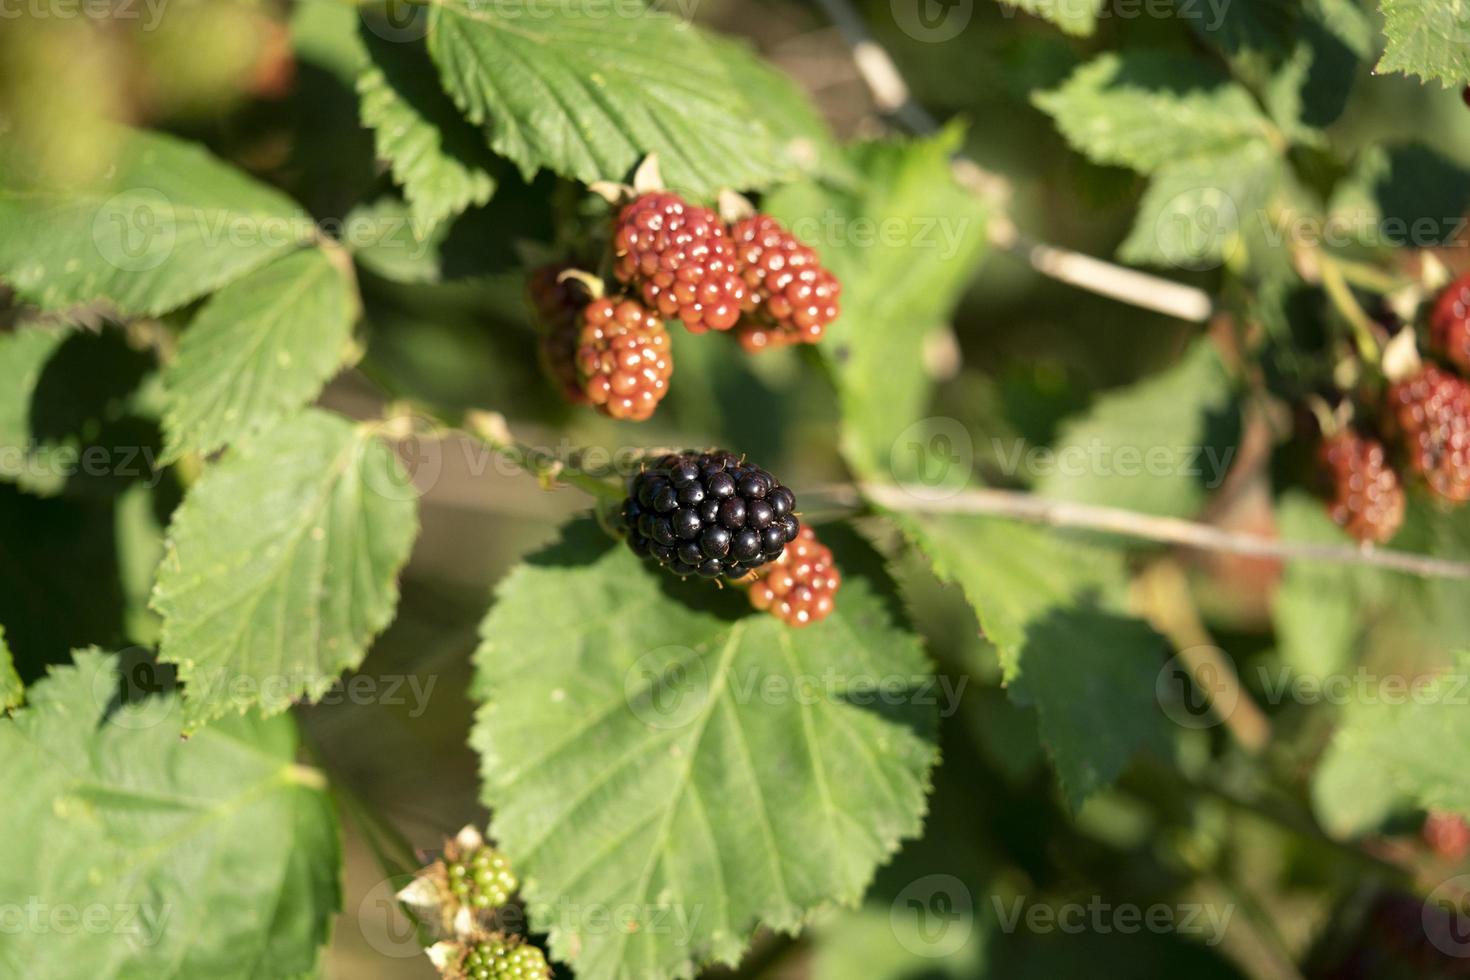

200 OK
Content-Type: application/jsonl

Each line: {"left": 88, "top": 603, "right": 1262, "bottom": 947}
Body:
{"left": 1423, "top": 810, "right": 1470, "bottom": 862}
{"left": 575, "top": 298, "right": 672, "bottom": 422}
{"left": 746, "top": 525, "right": 840, "bottom": 626}
{"left": 1316, "top": 430, "right": 1405, "bottom": 544}
{"left": 730, "top": 214, "right": 840, "bottom": 347}
{"left": 454, "top": 934, "right": 551, "bottom": 980}
{"left": 621, "top": 450, "right": 799, "bottom": 579}
{"left": 527, "top": 263, "right": 590, "bottom": 406}
{"left": 1430, "top": 271, "right": 1470, "bottom": 373}
{"left": 611, "top": 192, "right": 745, "bottom": 333}
{"left": 1386, "top": 366, "right": 1470, "bottom": 502}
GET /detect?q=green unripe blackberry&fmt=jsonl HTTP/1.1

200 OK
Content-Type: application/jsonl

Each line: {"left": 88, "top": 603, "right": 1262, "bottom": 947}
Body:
{"left": 459, "top": 935, "right": 552, "bottom": 979}
{"left": 447, "top": 845, "right": 517, "bottom": 911}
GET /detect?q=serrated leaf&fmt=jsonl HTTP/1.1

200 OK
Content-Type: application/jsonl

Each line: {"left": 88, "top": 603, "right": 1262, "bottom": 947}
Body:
{"left": 357, "top": 29, "right": 498, "bottom": 238}
{"left": 471, "top": 521, "right": 937, "bottom": 980}
{"left": 0, "top": 649, "right": 340, "bottom": 977}
{"left": 997, "top": 0, "right": 1105, "bottom": 36}
{"left": 1035, "top": 340, "right": 1240, "bottom": 518}
{"left": 152, "top": 410, "right": 419, "bottom": 728}
{"left": 893, "top": 513, "right": 1170, "bottom": 809}
{"left": 1033, "top": 52, "right": 1275, "bottom": 175}
{"left": 0, "top": 626, "right": 20, "bottom": 709}
{"left": 425, "top": 0, "right": 793, "bottom": 196}
{"left": 763, "top": 130, "right": 989, "bottom": 479}
{"left": 0, "top": 126, "right": 307, "bottom": 316}
{"left": 1377, "top": 0, "right": 1470, "bottom": 87}
{"left": 0, "top": 325, "right": 68, "bottom": 495}
{"left": 161, "top": 248, "right": 356, "bottom": 461}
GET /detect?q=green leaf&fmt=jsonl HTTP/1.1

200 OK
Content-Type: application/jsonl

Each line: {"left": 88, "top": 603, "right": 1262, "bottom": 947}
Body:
{"left": 425, "top": 0, "right": 794, "bottom": 196}
{"left": 1035, "top": 340, "right": 1240, "bottom": 519}
{"left": 1314, "top": 654, "right": 1470, "bottom": 826}
{"left": 1269, "top": 492, "right": 1362, "bottom": 678}
{"left": 996, "top": 0, "right": 1106, "bottom": 36}
{"left": 161, "top": 248, "right": 356, "bottom": 461}
{"left": 1033, "top": 52, "right": 1275, "bottom": 175}
{"left": 152, "top": 410, "right": 419, "bottom": 729}
{"left": 764, "top": 129, "right": 989, "bottom": 478}
{"left": 471, "top": 521, "right": 937, "bottom": 980}
{"left": 1376, "top": 0, "right": 1470, "bottom": 87}
{"left": 0, "top": 649, "right": 340, "bottom": 977}
{"left": 0, "top": 626, "right": 20, "bottom": 710}
{"left": 893, "top": 513, "right": 1171, "bottom": 809}
{"left": 357, "top": 29, "right": 498, "bottom": 238}
{"left": 0, "top": 127, "right": 307, "bottom": 316}
{"left": 0, "top": 325, "right": 68, "bottom": 495}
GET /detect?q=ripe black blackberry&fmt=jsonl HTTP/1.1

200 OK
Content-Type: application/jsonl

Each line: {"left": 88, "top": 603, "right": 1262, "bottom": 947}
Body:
{"left": 575, "top": 298, "right": 672, "bottom": 421}
{"left": 1430, "top": 271, "right": 1470, "bottom": 373}
{"left": 1316, "top": 430, "right": 1405, "bottom": 544}
{"left": 611, "top": 193, "right": 745, "bottom": 334}
{"left": 527, "top": 263, "right": 590, "bottom": 406}
{"left": 621, "top": 450, "right": 799, "bottom": 579}
{"left": 453, "top": 934, "right": 551, "bottom": 979}
{"left": 730, "top": 214, "right": 840, "bottom": 349}
{"left": 1386, "top": 366, "right": 1470, "bottom": 502}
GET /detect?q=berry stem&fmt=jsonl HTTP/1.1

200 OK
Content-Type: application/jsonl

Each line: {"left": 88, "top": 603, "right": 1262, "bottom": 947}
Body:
{"left": 1318, "top": 253, "right": 1382, "bottom": 364}
{"left": 462, "top": 410, "right": 625, "bottom": 501}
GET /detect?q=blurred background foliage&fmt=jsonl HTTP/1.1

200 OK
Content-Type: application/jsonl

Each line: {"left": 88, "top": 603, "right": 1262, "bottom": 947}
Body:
{"left": 3, "top": 0, "right": 1470, "bottom": 976}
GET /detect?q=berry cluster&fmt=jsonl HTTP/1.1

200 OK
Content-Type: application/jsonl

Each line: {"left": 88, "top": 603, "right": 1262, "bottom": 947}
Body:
{"left": 1422, "top": 810, "right": 1470, "bottom": 862}
{"left": 525, "top": 183, "right": 841, "bottom": 422}
{"left": 455, "top": 935, "right": 553, "bottom": 980}
{"left": 621, "top": 450, "right": 799, "bottom": 580}
{"left": 745, "top": 525, "right": 841, "bottom": 626}
{"left": 1314, "top": 273, "right": 1470, "bottom": 543}
{"left": 446, "top": 843, "right": 518, "bottom": 912}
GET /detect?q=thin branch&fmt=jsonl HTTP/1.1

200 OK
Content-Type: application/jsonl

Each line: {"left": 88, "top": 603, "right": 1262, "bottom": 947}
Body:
{"left": 852, "top": 483, "right": 1470, "bottom": 581}
{"left": 812, "top": 0, "right": 1215, "bottom": 323}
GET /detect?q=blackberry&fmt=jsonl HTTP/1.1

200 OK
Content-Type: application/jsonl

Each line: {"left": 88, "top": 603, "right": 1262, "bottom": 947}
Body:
{"left": 1316, "top": 430, "right": 1405, "bottom": 544}
{"left": 611, "top": 192, "right": 745, "bottom": 334}
{"left": 446, "top": 844, "right": 518, "bottom": 912}
{"left": 730, "top": 214, "right": 840, "bottom": 348}
{"left": 528, "top": 263, "right": 590, "bottom": 406}
{"left": 1430, "top": 271, "right": 1470, "bottom": 373}
{"left": 456, "top": 935, "right": 551, "bottom": 980}
{"left": 1386, "top": 366, "right": 1470, "bottom": 502}
{"left": 621, "top": 450, "right": 799, "bottom": 579}
{"left": 746, "top": 525, "right": 840, "bottom": 626}
{"left": 575, "top": 298, "right": 672, "bottom": 421}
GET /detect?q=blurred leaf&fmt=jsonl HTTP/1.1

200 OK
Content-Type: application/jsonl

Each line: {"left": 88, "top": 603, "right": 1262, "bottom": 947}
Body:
{"left": 425, "top": 0, "right": 801, "bottom": 196}
{"left": 0, "top": 649, "right": 340, "bottom": 977}
{"left": 152, "top": 410, "right": 419, "bottom": 729}
{"left": 1036, "top": 339, "right": 1240, "bottom": 518}
{"left": 1314, "top": 653, "right": 1470, "bottom": 824}
{"left": 357, "top": 29, "right": 498, "bottom": 237}
{"left": 894, "top": 514, "right": 1171, "bottom": 808}
{"left": 1189, "top": 0, "right": 1293, "bottom": 56}
{"left": 1308, "top": 0, "right": 1375, "bottom": 57}
{"left": 1270, "top": 492, "right": 1362, "bottom": 678}
{"left": 162, "top": 247, "right": 356, "bottom": 461}
{"left": 996, "top": 0, "right": 1105, "bottom": 39}
{"left": 1376, "top": 0, "right": 1470, "bottom": 87}
{"left": 764, "top": 129, "right": 989, "bottom": 478}
{"left": 1033, "top": 52, "right": 1275, "bottom": 175}
{"left": 471, "top": 520, "right": 937, "bottom": 980}
{"left": 0, "top": 325, "right": 68, "bottom": 495}
{"left": 1328, "top": 142, "right": 1470, "bottom": 252}
{"left": 0, "top": 626, "right": 19, "bottom": 709}
{"left": 0, "top": 127, "right": 307, "bottom": 316}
